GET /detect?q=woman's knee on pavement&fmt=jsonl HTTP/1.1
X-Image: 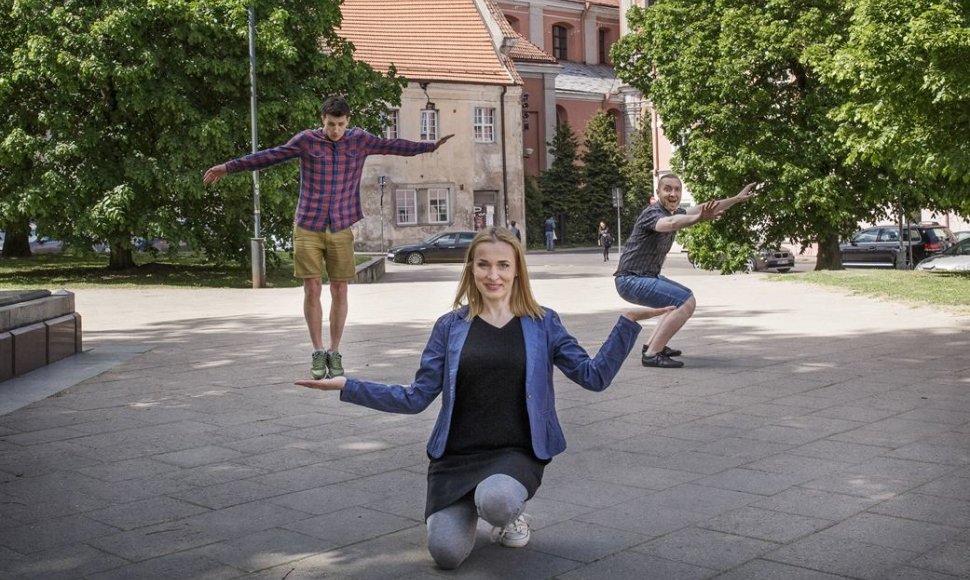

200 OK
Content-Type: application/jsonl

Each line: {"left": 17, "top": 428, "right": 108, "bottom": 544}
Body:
{"left": 427, "top": 537, "right": 472, "bottom": 570}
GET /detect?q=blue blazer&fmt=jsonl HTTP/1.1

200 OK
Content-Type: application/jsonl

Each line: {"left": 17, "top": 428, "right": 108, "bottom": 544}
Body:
{"left": 340, "top": 306, "right": 641, "bottom": 460}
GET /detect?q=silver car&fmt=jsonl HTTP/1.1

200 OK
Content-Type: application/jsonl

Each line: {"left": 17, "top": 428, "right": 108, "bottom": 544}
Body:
{"left": 915, "top": 237, "right": 970, "bottom": 272}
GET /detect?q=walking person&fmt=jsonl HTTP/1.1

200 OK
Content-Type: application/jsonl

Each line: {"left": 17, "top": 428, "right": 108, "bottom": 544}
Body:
{"left": 614, "top": 174, "right": 757, "bottom": 368}
{"left": 543, "top": 216, "right": 556, "bottom": 251}
{"left": 295, "top": 227, "right": 672, "bottom": 570}
{"left": 204, "top": 96, "right": 453, "bottom": 379}
{"left": 598, "top": 221, "right": 613, "bottom": 261}
{"left": 509, "top": 220, "right": 522, "bottom": 243}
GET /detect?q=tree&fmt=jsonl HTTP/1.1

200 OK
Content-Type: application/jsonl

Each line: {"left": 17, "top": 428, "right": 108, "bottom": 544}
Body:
{"left": 820, "top": 0, "right": 970, "bottom": 191}
{"left": 612, "top": 0, "right": 930, "bottom": 271}
{"left": 580, "top": 111, "right": 626, "bottom": 245}
{"left": 0, "top": 0, "right": 404, "bottom": 269}
{"left": 621, "top": 114, "right": 655, "bottom": 236}
{"left": 538, "top": 123, "right": 582, "bottom": 243}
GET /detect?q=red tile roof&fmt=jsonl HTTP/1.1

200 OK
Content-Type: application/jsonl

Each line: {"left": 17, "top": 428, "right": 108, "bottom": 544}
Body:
{"left": 339, "top": 0, "right": 516, "bottom": 85}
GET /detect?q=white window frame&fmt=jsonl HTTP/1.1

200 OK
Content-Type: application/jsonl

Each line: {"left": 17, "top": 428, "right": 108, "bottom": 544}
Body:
{"left": 427, "top": 188, "right": 450, "bottom": 224}
{"left": 382, "top": 109, "right": 399, "bottom": 139}
{"left": 420, "top": 109, "right": 438, "bottom": 142}
{"left": 473, "top": 107, "right": 495, "bottom": 143}
{"left": 395, "top": 189, "right": 417, "bottom": 225}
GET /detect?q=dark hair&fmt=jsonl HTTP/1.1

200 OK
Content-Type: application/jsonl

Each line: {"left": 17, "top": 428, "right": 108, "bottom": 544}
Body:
{"left": 320, "top": 96, "right": 351, "bottom": 117}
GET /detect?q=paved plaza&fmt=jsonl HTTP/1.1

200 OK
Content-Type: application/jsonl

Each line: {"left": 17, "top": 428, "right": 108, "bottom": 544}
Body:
{"left": 1, "top": 251, "right": 969, "bottom": 579}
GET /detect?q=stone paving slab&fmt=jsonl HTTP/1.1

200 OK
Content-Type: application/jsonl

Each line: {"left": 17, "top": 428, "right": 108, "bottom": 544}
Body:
{"left": 1, "top": 252, "right": 969, "bottom": 579}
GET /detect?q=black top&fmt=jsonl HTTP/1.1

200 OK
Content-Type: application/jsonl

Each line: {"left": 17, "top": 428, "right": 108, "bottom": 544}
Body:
{"left": 445, "top": 316, "right": 530, "bottom": 454}
{"left": 614, "top": 203, "right": 686, "bottom": 277}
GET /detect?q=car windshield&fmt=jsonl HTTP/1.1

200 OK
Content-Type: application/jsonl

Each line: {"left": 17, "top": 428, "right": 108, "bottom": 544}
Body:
{"left": 943, "top": 238, "right": 970, "bottom": 255}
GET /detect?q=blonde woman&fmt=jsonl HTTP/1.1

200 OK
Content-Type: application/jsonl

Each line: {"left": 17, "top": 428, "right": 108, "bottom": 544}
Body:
{"left": 296, "top": 227, "right": 671, "bottom": 570}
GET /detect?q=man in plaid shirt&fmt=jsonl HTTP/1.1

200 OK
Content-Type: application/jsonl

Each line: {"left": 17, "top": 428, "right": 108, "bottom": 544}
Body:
{"left": 204, "top": 96, "right": 453, "bottom": 380}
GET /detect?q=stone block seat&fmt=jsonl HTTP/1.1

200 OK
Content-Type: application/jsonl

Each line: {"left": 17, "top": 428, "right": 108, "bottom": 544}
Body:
{"left": 0, "top": 290, "right": 82, "bottom": 382}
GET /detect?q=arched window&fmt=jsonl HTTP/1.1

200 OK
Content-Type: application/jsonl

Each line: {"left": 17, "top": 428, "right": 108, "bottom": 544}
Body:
{"left": 552, "top": 24, "right": 568, "bottom": 61}
{"left": 556, "top": 105, "right": 568, "bottom": 127}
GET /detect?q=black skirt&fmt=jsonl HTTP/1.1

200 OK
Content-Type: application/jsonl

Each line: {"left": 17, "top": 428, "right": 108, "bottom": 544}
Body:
{"left": 425, "top": 447, "right": 548, "bottom": 520}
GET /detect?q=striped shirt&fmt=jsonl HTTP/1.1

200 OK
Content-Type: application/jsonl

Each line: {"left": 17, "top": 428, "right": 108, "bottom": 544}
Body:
{"left": 614, "top": 203, "right": 686, "bottom": 277}
{"left": 225, "top": 127, "right": 436, "bottom": 232}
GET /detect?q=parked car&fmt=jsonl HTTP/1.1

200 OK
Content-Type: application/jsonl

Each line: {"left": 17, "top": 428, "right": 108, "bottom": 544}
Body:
{"left": 749, "top": 246, "right": 795, "bottom": 272}
{"left": 840, "top": 223, "right": 955, "bottom": 269}
{"left": 954, "top": 231, "right": 970, "bottom": 242}
{"left": 915, "top": 237, "right": 970, "bottom": 272}
{"left": 386, "top": 231, "right": 477, "bottom": 265}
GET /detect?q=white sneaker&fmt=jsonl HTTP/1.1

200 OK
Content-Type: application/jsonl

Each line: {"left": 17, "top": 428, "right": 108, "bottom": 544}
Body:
{"left": 491, "top": 514, "right": 531, "bottom": 548}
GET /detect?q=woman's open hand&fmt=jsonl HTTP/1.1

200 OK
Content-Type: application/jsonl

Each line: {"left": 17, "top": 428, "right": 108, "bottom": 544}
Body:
{"left": 294, "top": 376, "right": 347, "bottom": 391}
{"left": 623, "top": 305, "right": 676, "bottom": 322}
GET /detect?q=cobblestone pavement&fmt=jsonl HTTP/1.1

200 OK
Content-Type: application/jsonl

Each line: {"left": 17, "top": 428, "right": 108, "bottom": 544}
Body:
{"left": 1, "top": 252, "right": 968, "bottom": 579}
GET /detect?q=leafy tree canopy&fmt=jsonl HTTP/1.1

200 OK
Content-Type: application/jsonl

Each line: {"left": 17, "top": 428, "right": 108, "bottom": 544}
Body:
{"left": 819, "top": 0, "right": 970, "bottom": 187}
{"left": 0, "top": 0, "right": 404, "bottom": 267}
{"left": 613, "top": 0, "right": 963, "bottom": 272}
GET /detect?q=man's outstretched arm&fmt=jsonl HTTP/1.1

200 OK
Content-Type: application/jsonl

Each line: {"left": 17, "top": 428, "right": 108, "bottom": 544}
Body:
{"left": 685, "top": 182, "right": 759, "bottom": 216}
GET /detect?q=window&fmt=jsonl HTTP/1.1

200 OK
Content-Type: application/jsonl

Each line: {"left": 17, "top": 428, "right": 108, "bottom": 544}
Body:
{"left": 420, "top": 109, "right": 438, "bottom": 141}
{"left": 395, "top": 189, "right": 417, "bottom": 225}
{"left": 598, "top": 29, "right": 609, "bottom": 64}
{"left": 428, "top": 188, "right": 450, "bottom": 223}
{"left": 473, "top": 107, "right": 495, "bottom": 143}
{"left": 552, "top": 25, "right": 568, "bottom": 61}
{"left": 506, "top": 15, "right": 520, "bottom": 33}
{"left": 382, "top": 109, "right": 399, "bottom": 139}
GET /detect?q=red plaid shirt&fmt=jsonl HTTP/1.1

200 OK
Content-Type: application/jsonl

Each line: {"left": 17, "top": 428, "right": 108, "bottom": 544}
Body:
{"left": 225, "top": 127, "right": 436, "bottom": 232}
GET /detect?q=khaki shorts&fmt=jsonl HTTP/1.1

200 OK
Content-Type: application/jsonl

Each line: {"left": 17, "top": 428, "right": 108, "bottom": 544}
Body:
{"left": 293, "top": 225, "right": 356, "bottom": 281}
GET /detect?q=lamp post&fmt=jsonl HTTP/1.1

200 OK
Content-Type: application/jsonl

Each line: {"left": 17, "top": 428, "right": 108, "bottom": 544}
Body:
{"left": 247, "top": 5, "right": 265, "bottom": 288}
{"left": 612, "top": 185, "right": 624, "bottom": 256}
{"left": 378, "top": 176, "right": 387, "bottom": 253}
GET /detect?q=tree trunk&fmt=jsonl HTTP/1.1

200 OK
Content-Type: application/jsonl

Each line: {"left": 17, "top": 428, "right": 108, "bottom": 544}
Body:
{"left": 1, "top": 220, "right": 32, "bottom": 258}
{"left": 108, "top": 243, "right": 135, "bottom": 270}
{"left": 814, "top": 233, "right": 842, "bottom": 270}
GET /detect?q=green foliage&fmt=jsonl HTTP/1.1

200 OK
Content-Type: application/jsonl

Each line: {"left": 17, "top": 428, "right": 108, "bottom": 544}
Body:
{"left": 612, "top": 0, "right": 950, "bottom": 272}
{"left": 819, "top": 0, "right": 970, "bottom": 188}
{"left": 537, "top": 123, "right": 582, "bottom": 241}
{"left": 523, "top": 176, "right": 545, "bottom": 248}
{"left": 0, "top": 0, "right": 405, "bottom": 268}
{"left": 621, "top": 117, "right": 655, "bottom": 240}
{"left": 580, "top": 111, "right": 625, "bottom": 245}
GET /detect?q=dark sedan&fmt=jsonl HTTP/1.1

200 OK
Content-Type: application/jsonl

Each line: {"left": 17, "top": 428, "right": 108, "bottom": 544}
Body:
{"left": 386, "top": 231, "right": 477, "bottom": 265}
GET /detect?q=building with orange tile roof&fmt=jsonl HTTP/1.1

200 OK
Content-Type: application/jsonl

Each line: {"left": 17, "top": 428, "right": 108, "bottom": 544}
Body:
{"left": 339, "top": 0, "right": 528, "bottom": 249}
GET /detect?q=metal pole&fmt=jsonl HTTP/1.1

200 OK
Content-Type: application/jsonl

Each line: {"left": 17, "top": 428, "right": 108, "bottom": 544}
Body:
{"left": 613, "top": 186, "right": 623, "bottom": 256}
{"left": 379, "top": 176, "right": 386, "bottom": 254}
{"left": 248, "top": 5, "right": 265, "bottom": 288}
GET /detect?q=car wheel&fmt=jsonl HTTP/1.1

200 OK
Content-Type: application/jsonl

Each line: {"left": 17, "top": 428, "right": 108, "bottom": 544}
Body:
{"left": 406, "top": 252, "right": 424, "bottom": 265}
{"left": 746, "top": 258, "right": 757, "bottom": 272}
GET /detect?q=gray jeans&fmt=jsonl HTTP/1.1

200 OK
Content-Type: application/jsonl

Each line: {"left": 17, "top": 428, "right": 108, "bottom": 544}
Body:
{"left": 425, "top": 474, "right": 527, "bottom": 569}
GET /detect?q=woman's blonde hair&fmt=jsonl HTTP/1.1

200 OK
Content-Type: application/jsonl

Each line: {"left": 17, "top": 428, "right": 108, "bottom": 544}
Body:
{"left": 452, "top": 227, "right": 544, "bottom": 319}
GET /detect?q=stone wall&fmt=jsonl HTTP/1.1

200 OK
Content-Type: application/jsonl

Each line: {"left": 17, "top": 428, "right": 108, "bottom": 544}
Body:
{"left": 0, "top": 290, "right": 82, "bottom": 382}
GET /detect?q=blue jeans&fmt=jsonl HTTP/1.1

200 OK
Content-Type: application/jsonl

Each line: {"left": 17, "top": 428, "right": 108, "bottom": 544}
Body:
{"left": 545, "top": 231, "right": 555, "bottom": 251}
{"left": 615, "top": 274, "right": 693, "bottom": 308}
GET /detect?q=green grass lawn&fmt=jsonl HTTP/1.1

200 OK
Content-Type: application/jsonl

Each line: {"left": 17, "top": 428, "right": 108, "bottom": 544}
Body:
{"left": 0, "top": 252, "right": 374, "bottom": 289}
{"left": 769, "top": 268, "right": 970, "bottom": 314}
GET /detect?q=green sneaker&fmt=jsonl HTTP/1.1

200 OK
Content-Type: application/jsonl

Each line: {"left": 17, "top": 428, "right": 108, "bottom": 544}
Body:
{"left": 327, "top": 350, "right": 344, "bottom": 377}
{"left": 311, "top": 350, "right": 328, "bottom": 379}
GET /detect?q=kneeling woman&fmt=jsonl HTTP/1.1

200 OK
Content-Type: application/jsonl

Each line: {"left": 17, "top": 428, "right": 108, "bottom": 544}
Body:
{"left": 295, "top": 227, "right": 671, "bottom": 570}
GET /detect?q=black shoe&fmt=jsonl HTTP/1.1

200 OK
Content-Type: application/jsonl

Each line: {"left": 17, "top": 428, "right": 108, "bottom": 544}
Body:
{"left": 642, "top": 345, "right": 682, "bottom": 357}
{"left": 642, "top": 352, "right": 684, "bottom": 368}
